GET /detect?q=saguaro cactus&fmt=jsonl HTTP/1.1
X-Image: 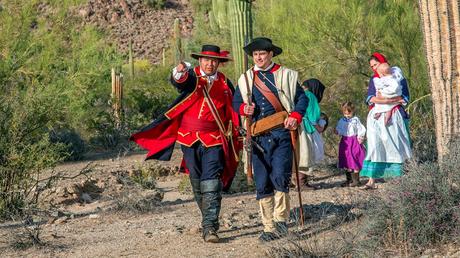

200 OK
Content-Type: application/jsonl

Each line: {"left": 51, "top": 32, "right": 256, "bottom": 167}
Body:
{"left": 418, "top": 0, "right": 460, "bottom": 159}
{"left": 172, "top": 18, "right": 183, "bottom": 64}
{"left": 212, "top": 0, "right": 228, "bottom": 30}
{"left": 128, "top": 39, "right": 134, "bottom": 78}
{"left": 111, "top": 68, "right": 124, "bottom": 128}
{"left": 229, "top": 0, "right": 253, "bottom": 78}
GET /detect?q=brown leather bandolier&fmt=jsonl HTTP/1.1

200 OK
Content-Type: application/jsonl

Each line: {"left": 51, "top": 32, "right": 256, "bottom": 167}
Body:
{"left": 250, "top": 72, "right": 288, "bottom": 136}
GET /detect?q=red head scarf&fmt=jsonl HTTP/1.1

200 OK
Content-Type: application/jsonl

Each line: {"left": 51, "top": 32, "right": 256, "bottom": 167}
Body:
{"left": 371, "top": 52, "right": 388, "bottom": 78}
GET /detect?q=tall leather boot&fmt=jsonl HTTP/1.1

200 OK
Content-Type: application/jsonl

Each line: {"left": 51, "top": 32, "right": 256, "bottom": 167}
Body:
{"left": 190, "top": 178, "right": 203, "bottom": 215}
{"left": 201, "top": 179, "right": 222, "bottom": 243}
{"left": 258, "top": 196, "right": 278, "bottom": 242}
{"left": 274, "top": 191, "right": 290, "bottom": 237}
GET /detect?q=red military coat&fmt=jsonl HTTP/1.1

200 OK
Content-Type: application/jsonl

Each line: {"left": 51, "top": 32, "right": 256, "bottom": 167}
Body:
{"left": 168, "top": 67, "right": 235, "bottom": 147}
{"left": 130, "top": 66, "right": 241, "bottom": 190}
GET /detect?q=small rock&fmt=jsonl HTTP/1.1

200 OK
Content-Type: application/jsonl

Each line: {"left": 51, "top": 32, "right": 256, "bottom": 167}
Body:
{"left": 50, "top": 210, "right": 64, "bottom": 218}
{"left": 248, "top": 214, "right": 257, "bottom": 219}
{"left": 89, "top": 214, "right": 100, "bottom": 219}
{"left": 110, "top": 12, "right": 119, "bottom": 23}
{"left": 80, "top": 193, "right": 93, "bottom": 203}
{"left": 237, "top": 200, "right": 245, "bottom": 205}
{"left": 188, "top": 226, "right": 200, "bottom": 235}
{"left": 79, "top": 8, "right": 89, "bottom": 17}
{"left": 55, "top": 187, "right": 67, "bottom": 197}
{"left": 54, "top": 217, "right": 68, "bottom": 224}
{"left": 67, "top": 184, "right": 80, "bottom": 194}
{"left": 96, "top": 180, "right": 106, "bottom": 189}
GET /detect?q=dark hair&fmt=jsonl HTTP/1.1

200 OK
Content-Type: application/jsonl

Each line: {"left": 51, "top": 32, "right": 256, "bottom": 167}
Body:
{"left": 341, "top": 101, "right": 355, "bottom": 113}
{"left": 369, "top": 56, "right": 379, "bottom": 63}
{"left": 301, "top": 78, "right": 326, "bottom": 103}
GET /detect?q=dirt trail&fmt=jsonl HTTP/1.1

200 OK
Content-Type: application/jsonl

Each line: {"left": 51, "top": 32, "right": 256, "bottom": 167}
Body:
{"left": 0, "top": 152, "right": 369, "bottom": 258}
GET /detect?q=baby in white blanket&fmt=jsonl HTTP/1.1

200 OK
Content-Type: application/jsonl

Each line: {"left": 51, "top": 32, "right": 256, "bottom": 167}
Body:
{"left": 372, "top": 63, "right": 404, "bottom": 124}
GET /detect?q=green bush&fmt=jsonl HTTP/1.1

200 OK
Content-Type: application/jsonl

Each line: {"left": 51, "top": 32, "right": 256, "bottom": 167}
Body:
{"left": 49, "top": 128, "right": 86, "bottom": 161}
{"left": 0, "top": 89, "right": 67, "bottom": 219}
{"left": 145, "top": 0, "right": 167, "bottom": 10}
{"left": 359, "top": 140, "right": 460, "bottom": 255}
{"left": 0, "top": 2, "right": 70, "bottom": 218}
{"left": 190, "top": 0, "right": 213, "bottom": 13}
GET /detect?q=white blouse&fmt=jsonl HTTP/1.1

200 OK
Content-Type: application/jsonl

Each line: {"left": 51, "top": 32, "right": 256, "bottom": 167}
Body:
{"left": 335, "top": 116, "right": 366, "bottom": 138}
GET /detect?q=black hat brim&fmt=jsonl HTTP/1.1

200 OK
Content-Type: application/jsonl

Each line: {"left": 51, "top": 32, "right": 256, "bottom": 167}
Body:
{"left": 243, "top": 40, "right": 283, "bottom": 57}
{"left": 190, "top": 53, "right": 231, "bottom": 62}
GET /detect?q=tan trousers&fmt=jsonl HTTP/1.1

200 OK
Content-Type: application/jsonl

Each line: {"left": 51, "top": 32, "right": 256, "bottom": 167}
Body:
{"left": 259, "top": 191, "right": 290, "bottom": 232}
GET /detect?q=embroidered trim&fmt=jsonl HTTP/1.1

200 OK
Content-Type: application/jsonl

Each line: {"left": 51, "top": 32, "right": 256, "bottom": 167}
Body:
{"left": 165, "top": 74, "right": 200, "bottom": 120}
{"left": 178, "top": 131, "right": 191, "bottom": 137}
{"left": 209, "top": 133, "right": 221, "bottom": 140}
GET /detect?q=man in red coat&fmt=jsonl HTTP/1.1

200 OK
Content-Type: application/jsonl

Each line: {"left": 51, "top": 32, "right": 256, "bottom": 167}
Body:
{"left": 130, "top": 45, "right": 240, "bottom": 243}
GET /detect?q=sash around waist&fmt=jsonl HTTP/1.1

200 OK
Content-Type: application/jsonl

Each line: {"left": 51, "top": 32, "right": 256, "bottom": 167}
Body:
{"left": 180, "top": 115, "right": 220, "bottom": 132}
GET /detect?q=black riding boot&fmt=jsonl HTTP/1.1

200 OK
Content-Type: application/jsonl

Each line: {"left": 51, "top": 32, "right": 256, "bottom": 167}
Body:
{"left": 190, "top": 178, "right": 203, "bottom": 215}
{"left": 201, "top": 179, "right": 222, "bottom": 243}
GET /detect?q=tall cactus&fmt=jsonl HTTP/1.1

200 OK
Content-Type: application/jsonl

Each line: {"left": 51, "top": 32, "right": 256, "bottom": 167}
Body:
{"left": 172, "top": 18, "right": 183, "bottom": 64}
{"left": 418, "top": 0, "right": 460, "bottom": 159}
{"left": 128, "top": 38, "right": 134, "bottom": 78}
{"left": 212, "top": 0, "right": 228, "bottom": 30}
{"left": 209, "top": 10, "right": 217, "bottom": 31}
{"left": 229, "top": 0, "right": 253, "bottom": 78}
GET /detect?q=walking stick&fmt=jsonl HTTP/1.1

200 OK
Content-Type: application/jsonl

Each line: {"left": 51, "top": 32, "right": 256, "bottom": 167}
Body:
{"left": 290, "top": 129, "right": 304, "bottom": 226}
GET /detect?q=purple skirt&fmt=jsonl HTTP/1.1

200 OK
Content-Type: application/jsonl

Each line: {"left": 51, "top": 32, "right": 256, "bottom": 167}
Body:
{"left": 338, "top": 136, "right": 366, "bottom": 170}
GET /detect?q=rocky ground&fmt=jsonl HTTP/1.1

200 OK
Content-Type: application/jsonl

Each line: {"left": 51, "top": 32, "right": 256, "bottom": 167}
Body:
{"left": 75, "top": 0, "right": 194, "bottom": 64}
{"left": 0, "top": 148, "right": 360, "bottom": 257}
{"left": 1, "top": 149, "right": 459, "bottom": 257}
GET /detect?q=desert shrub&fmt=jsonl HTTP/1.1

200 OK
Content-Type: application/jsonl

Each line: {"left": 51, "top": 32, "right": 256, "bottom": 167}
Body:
{"left": 124, "top": 65, "right": 177, "bottom": 123}
{"left": 177, "top": 175, "right": 192, "bottom": 194}
{"left": 0, "top": 2, "right": 72, "bottom": 218}
{"left": 49, "top": 128, "right": 86, "bottom": 161}
{"left": 0, "top": 89, "right": 68, "bottom": 219}
{"left": 87, "top": 109, "right": 130, "bottom": 151}
{"left": 129, "top": 162, "right": 177, "bottom": 189}
{"left": 145, "top": 0, "right": 167, "bottom": 10}
{"left": 358, "top": 140, "right": 460, "bottom": 256}
{"left": 190, "top": 0, "right": 212, "bottom": 13}
{"left": 114, "top": 189, "right": 164, "bottom": 213}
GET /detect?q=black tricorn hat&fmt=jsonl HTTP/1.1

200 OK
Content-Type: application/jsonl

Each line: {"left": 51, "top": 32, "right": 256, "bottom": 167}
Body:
{"left": 190, "top": 45, "right": 232, "bottom": 62}
{"left": 243, "top": 37, "right": 283, "bottom": 57}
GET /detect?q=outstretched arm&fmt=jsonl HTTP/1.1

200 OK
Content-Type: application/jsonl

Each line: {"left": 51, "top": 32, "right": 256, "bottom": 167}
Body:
{"left": 170, "top": 62, "right": 197, "bottom": 93}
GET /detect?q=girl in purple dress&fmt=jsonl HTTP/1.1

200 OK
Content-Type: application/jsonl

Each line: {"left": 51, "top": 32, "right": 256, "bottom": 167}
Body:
{"left": 335, "top": 102, "right": 366, "bottom": 187}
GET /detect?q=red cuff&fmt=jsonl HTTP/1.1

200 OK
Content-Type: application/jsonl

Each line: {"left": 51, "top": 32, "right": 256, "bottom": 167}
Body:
{"left": 289, "top": 112, "right": 302, "bottom": 124}
{"left": 239, "top": 104, "right": 247, "bottom": 116}
{"left": 174, "top": 71, "right": 189, "bottom": 83}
